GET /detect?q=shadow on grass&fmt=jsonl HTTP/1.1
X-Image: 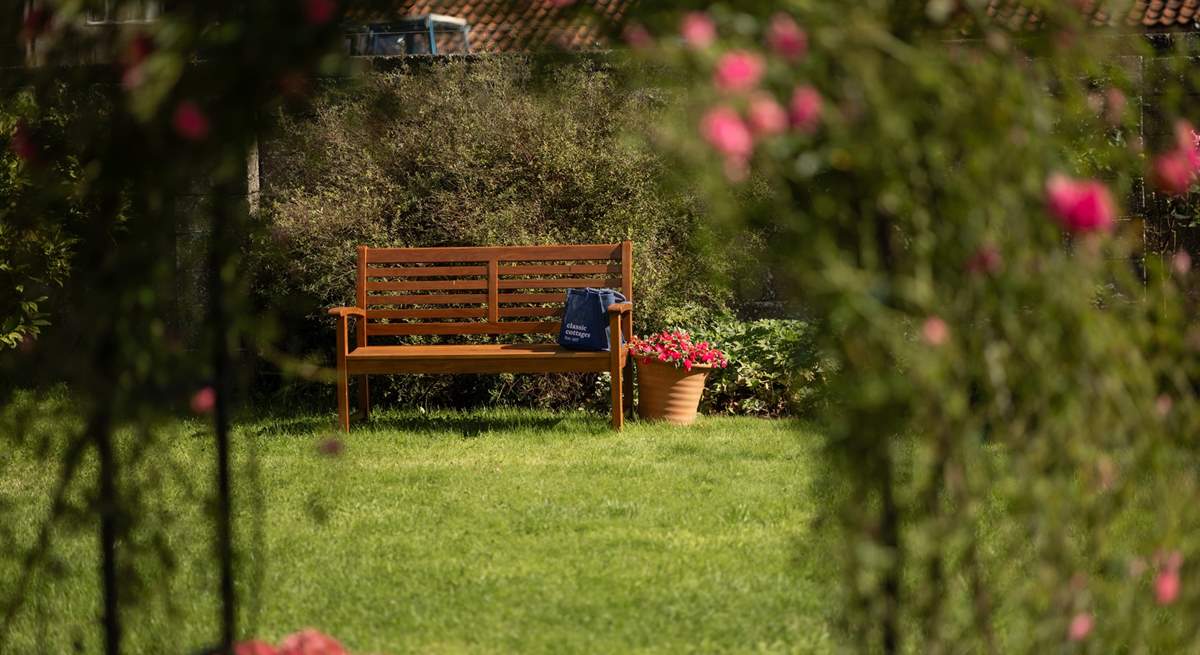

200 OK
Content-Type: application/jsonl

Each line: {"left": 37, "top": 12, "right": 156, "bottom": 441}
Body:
{"left": 239, "top": 410, "right": 577, "bottom": 440}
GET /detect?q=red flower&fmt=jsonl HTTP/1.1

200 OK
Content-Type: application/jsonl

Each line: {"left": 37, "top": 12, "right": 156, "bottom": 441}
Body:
{"left": 1156, "top": 568, "right": 1180, "bottom": 605}
{"left": 10, "top": 121, "right": 37, "bottom": 162}
{"left": 190, "top": 386, "right": 216, "bottom": 414}
{"left": 173, "top": 101, "right": 211, "bottom": 141}
{"left": 303, "top": 0, "right": 337, "bottom": 26}
{"left": 766, "top": 13, "right": 807, "bottom": 61}
{"left": 21, "top": 6, "right": 51, "bottom": 42}
{"left": 922, "top": 316, "right": 948, "bottom": 346}
{"left": 622, "top": 23, "right": 653, "bottom": 51}
{"left": 789, "top": 85, "right": 823, "bottom": 134}
{"left": 713, "top": 51, "right": 764, "bottom": 93}
{"left": 680, "top": 12, "right": 716, "bottom": 49}
{"left": 1044, "top": 174, "right": 1116, "bottom": 233}
{"left": 747, "top": 94, "right": 788, "bottom": 136}
{"left": 700, "top": 106, "right": 753, "bottom": 159}
{"left": 235, "top": 641, "right": 278, "bottom": 655}
{"left": 278, "top": 628, "right": 346, "bottom": 655}
{"left": 1067, "top": 612, "right": 1093, "bottom": 642}
{"left": 966, "top": 244, "right": 1002, "bottom": 275}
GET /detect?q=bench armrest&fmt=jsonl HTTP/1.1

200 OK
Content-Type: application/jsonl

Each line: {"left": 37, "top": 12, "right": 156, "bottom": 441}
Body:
{"left": 327, "top": 306, "right": 366, "bottom": 318}
{"left": 606, "top": 302, "right": 633, "bottom": 315}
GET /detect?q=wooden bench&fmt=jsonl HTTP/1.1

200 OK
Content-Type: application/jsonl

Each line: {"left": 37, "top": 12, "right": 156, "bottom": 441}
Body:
{"left": 328, "top": 241, "right": 634, "bottom": 431}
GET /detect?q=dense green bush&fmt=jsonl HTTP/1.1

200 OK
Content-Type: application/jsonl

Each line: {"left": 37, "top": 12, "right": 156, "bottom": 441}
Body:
{"left": 670, "top": 310, "right": 829, "bottom": 417}
{"left": 254, "top": 57, "right": 759, "bottom": 410}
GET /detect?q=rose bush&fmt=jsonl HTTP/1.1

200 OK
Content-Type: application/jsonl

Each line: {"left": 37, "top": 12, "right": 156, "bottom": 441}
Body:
{"left": 630, "top": 1, "right": 1200, "bottom": 652}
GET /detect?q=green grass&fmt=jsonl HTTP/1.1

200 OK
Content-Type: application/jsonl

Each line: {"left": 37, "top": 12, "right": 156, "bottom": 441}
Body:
{"left": 0, "top": 405, "right": 834, "bottom": 654}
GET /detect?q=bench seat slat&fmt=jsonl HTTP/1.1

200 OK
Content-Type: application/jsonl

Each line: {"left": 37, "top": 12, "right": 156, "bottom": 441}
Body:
{"left": 497, "top": 307, "right": 563, "bottom": 318}
{"left": 345, "top": 344, "right": 623, "bottom": 375}
{"left": 497, "top": 293, "right": 564, "bottom": 304}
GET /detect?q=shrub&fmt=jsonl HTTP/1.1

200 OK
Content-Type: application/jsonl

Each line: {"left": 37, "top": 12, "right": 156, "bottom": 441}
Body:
{"left": 683, "top": 314, "right": 828, "bottom": 417}
{"left": 253, "top": 57, "right": 752, "bottom": 409}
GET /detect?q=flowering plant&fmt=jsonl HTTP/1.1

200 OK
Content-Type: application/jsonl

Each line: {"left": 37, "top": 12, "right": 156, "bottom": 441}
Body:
{"left": 628, "top": 330, "right": 728, "bottom": 371}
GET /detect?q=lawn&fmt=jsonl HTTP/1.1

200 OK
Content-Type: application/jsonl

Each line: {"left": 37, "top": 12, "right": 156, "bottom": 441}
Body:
{"left": 0, "top": 402, "right": 834, "bottom": 654}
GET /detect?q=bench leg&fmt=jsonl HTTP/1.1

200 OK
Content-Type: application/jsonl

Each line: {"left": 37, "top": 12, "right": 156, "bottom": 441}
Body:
{"left": 336, "top": 366, "right": 350, "bottom": 432}
{"left": 357, "top": 375, "right": 370, "bottom": 420}
{"left": 610, "top": 356, "right": 624, "bottom": 431}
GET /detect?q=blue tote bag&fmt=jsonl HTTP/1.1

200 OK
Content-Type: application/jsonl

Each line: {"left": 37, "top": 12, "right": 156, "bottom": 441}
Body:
{"left": 557, "top": 288, "right": 627, "bottom": 351}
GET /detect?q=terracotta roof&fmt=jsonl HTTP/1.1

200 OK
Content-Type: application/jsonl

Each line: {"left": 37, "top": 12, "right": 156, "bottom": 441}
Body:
{"left": 985, "top": 0, "right": 1200, "bottom": 31}
{"left": 343, "top": 1, "right": 633, "bottom": 53}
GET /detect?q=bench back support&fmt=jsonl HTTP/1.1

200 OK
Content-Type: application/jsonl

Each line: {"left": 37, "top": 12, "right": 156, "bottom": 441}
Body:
{"left": 357, "top": 241, "right": 633, "bottom": 341}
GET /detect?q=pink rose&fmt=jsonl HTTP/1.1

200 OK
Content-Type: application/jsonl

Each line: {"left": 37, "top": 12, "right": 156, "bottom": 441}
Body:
{"left": 1156, "top": 569, "right": 1180, "bottom": 605}
{"left": 965, "top": 244, "right": 1003, "bottom": 275}
{"left": 190, "top": 386, "right": 216, "bottom": 414}
{"left": 680, "top": 12, "right": 716, "bottom": 49}
{"left": 10, "top": 121, "right": 36, "bottom": 162}
{"left": 303, "top": 0, "right": 336, "bottom": 25}
{"left": 713, "top": 50, "right": 764, "bottom": 93}
{"left": 235, "top": 641, "right": 278, "bottom": 655}
{"left": 1173, "top": 250, "right": 1192, "bottom": 276}
{"left": 766, "top": 13, "right": 807, "bottom": 61}
{"left": 1152, "top": 151, "right": 1195, "bottom": 196}
{"left": 1104, "top": 87, "right": 1126, "bottom": 125}
{"left": 747, "top": 94, "right": 788, "bottom": 136}
{"left": 622, "top": 23, "right": 653, "bottom": 51}
{"left": 278, "top": 628, "right": 346, "bottom": 655}
{"left": 1044, "top": 174, "right": 1116, "bottom": 233}
{"left": 789, "top": 85, "right": 823, "bottom": 133}
{"left": 922, "top": 316, "right": 948, "bottom": 346}
{"left": 173, "top": 101, "right": 211, "bottom": 141}
{"left": 701, "top": 106, "right": 752, "bottom": 158}
{"left": 1068, "top": 612, "right": 1093, "bottom": 642}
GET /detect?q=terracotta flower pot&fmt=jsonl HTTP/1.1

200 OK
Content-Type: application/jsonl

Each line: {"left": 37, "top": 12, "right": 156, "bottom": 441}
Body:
{"left": 636, "top": 358, "right": 712, "bottom": 425}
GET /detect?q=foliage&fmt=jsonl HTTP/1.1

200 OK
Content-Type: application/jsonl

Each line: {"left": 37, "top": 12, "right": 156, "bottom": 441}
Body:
{"left": 687, "top": 316, "right": 829, "bottom": 417}
{"left": 1, "top": 1, "right": 345, "bottom": 653}
{"left": 633, "top": 0, "right": 1200, "bottom": 652}
{"left": 253, "top": 57, "right": 743, "bottom": 409}
{"left": 0, "top": 90, "right": 86, "bottom": 349}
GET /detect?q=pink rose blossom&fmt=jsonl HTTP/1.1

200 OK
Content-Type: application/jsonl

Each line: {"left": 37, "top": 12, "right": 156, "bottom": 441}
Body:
{"left": 1173, "top": 250, "right": 1192, "bottom": 276}
{"left": 680, "top": 12, "right": 716, "bottom": 49}
{"left": 789, "top": 85, "right": 823, "bottom": 133}
{"left": 1104, "top": 87, "right": 1126, "bottom": 125}
{"left": 1156, "top": 568, "right": 1180, "bottom": 605}
{"left": 747, "top": 94, "right": 788, "bottom": 136}
{"left": 1044, "top": 174, "right": 1116, "bottom": 233}
{"left": 303, "top": 0, "right": 337, "bottom": 25}
{"left": 766, "top": 13, "right": 807, "bottom": 61}
{"left": 10, "top": 121, "right": 36, "bottom": 162}
{"left": 173, "top": 101, "right": 211, "bottom": 141}
{"left": 235, "top": 641, "right": 278, "bottom": 655}
{"left": 713, "top": 50, "right": 764, "bottom": 93}
{"left": 922, "top": 316, "right": 948, "bottom": 346}
{"left": 701, "top": 106, "right": 753, "bottom": 159}
{"left": 278, "top": 628, "right": 346, "bottom": 655}
{"left": 966, "top": 244, "right": 1003, "bottom": 275}
{"left": 21, "top": 6, "right": 51, "bottom": 42}
{"left": 1152, "top": 151, "right": 1195, "bottom": 196}
{"left": 190, "top": 386, "right": 216, "bottom": 414}
{"left": 622, "top": 23, "right": 653, "bottom": 51}
{"left": 1068, "top": 612, "right": 1093, "bottom": 642}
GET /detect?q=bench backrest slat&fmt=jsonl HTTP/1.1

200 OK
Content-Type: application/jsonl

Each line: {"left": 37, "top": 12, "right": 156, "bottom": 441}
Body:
{"left": 357, "top": 242, "right": 632, "bottom": 340}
